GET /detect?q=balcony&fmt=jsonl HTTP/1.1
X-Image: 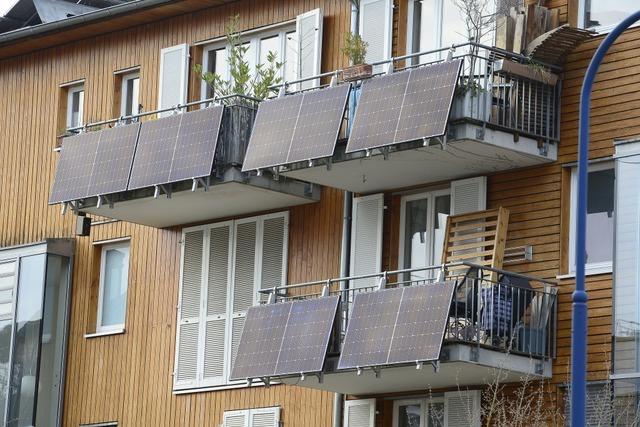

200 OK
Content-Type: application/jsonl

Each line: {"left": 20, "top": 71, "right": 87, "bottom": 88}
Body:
{"left": 280, "top": 44, "right": 561, "bottom": 193}
{"left": 246, "top": 263, "right": 557, "bottom": 395}
{"left": 50, "top": 96, "right": 319, "bottom": 228}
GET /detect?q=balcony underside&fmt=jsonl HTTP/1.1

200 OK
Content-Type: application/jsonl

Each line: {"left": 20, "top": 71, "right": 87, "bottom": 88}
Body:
{"left": 79, "top": 167, "right": 319, "bottom": 228}
{"left": 282, "top": 123, "right": 557, "bottom": 194}
{"left": 280, "top": 343, "right": 551, "bottom": 395}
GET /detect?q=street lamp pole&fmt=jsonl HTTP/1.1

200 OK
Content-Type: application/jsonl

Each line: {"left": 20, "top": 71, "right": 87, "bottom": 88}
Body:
{"left": 572, "top": 9, "right": 640, "bottom": 426}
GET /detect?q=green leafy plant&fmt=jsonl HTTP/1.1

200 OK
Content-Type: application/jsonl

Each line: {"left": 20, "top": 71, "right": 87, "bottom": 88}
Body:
{"left": 193, "top": 15, "right": 284, "bottom": 102}
{"left": 341, "top": 32, "right": 368, "bottom": 65}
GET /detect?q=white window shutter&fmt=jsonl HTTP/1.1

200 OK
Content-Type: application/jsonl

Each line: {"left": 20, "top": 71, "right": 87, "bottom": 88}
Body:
{"left": 249, "top": 407, "right": 280, "bottom": 427}
{"left": 344, "top": 399, "right": 375, "bottom": 427}
{"left": 158, "top": 43, "right": 189, "bottom": 116}
{"left": 296, "top": 9, "right": 323, "bottom": 90}
{"left": 203, "top": 224, "right": 232, "bottom": 384}
{"left": 359, "top": 0, "right": 392, "bottom": 71}
{"left": 224, "top": 410, "right": 249, "bottom": 427}
{"left": 350, "top": 194, "right": 383, "bottom": 289}
{"left": 175, "top": 230, "right": 204, "bottom": 387}
{"left": 260, "top": 214, "right": 288, "bottom": 302}
{"left": 451, "top": 177, "right": 487, "bottom": 215}
{"left": 444, "top": 390, "right": 481, "bottom": 427}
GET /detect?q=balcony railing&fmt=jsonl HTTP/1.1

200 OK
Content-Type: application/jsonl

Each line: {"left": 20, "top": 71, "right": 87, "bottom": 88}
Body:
{"left": 259, "top": 262, "right": 558, "bottom": 361}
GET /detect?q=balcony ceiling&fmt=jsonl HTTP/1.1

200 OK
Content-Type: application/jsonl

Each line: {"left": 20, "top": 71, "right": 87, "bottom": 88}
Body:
{"left": 282, "top": 123, "right": 557, "bottom": 194}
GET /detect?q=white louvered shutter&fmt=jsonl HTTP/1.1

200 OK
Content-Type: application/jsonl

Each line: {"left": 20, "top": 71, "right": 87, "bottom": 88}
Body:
{"left": 203, "top": 224, "right": 232, "bottom": 385}
{"left": 175, "top": 230, "right": 204, "bottom": 388}
{"left": 296, "top": 9, "right": 323, "bottom": 90}
{"left": 344, "top": 399, "right": 375, "bottom": 427}
{"left": 350, "top": 194, "right": 383, "bottom": 289}
{"left": 229, "top": 220, "right": 258, "bottom": 377}
{"left": 359, "top": 0, "right": 392, "bottom": 72}
{"left": 158, "top": 44, "right": 189, "bottom": 116}
{"left": 249, "top": 407, "right": 280, "bottom": 427}
{"left": 260, "top": 214, "right": 288, "bottom": 302}
{"left": 224, "top": 410, "right": 249, "bottom": 427}
{"left": 444, "top": 390, "right": 481, "bottom": 427}
{"left": 451, "top": 177, "right": 487, "bottom": 215}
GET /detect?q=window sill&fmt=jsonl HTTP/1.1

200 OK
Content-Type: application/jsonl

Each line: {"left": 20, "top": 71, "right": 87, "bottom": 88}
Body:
{"left": 84, "top": 328, "right": 126, "bottom": 339}
{"left": 556, "top": 268, "right": 613, "bottom": 280}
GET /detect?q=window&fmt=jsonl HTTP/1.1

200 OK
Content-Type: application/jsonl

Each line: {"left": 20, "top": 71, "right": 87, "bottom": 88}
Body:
{"left": 97, "top": 242, "right": 130, "bottom": 332}
{"left": 399, "top": 190, "right": 451, "bottom": 280}
{"left": 394, "top": 398, "right": 445, "bottom": 427}
{"left": 66, "top": 84, "right": 84, "bottom": 129}
{"left": 568, "top": 162, "right": 615, "bottom": 275}
{"left": 223, "top": 407, "right": 280, "bottom": 427}
{"left": 174, "top": 212, "right": 288, "bottom": 390}
{"left": 579, "top": 0, "right": 638, "bottom": 32}
{"left": 120, "top": 72, "right": 140, "bottom": 117}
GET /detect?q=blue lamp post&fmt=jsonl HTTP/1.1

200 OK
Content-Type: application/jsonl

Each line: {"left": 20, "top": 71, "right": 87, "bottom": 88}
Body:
{"left": 572, "top": 10, "right": 640, "bottom": 426}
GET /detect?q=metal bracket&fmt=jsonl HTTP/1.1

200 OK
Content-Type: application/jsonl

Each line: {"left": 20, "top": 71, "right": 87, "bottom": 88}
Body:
{"left": 273, "top": 167, "right": 280, "bottom": 181}
{"left": 304, "top": 182, "right": 314, "bottom": 197}
{"left": 356, "top": 367, "right": 363, "bottom": 376}
{"left": 308, "top": 159, "right": 314, "bottom": 168}
{"left": 475, "top": 128, "right": 485, "bottom": 140}
{"left": 172, "top": 104, "right": 182, "bottom": 115}
{"left": 321, "top": 281, "right": 331, "bottom": 297}
{"left": 192, "top": 176, "right": 210, "bottom": 192}
{"left": 470, "top": 346, "right": 480, "bottom": 362}
{"left": 372, "top": 367, "right": 381, "bottom": 378}
{"left": 154, "top": 184, "right": 172, "bottom": 199}
{"left": 538, "top": 140, "right": 550, "bottom": 157}
{"left": 535, "top": 362, "right": 544, "bottom": 375}
{"left": 267, "top": 290, "right": 277, "bottom": 304}
{"left": 256, "top": 169, "right": 263, "bottom": 177}
{"left": 61, "top": 202, "right": 69, "bottom": 216}
{"left": 430, "top": 360, "right": 439, "bottom": 373}
{"left": 316, "top": 372, "right": 324, "bottom": 384}
{"left": 365, "top": 149, "right": 371, "bottom": 158}
{"left": 261, "top": 377, "right": 271, "bottom": 388}
{"left": 326, "top": 156, "right": 332, "bottom": 171}
{"left": 377, "top": 272, "right": 388, "bottom": 290}
{"left": 386, "top": 59, "right": 394, "bottom": 75}
{"left": 381, "top": 146, "right": 390, "bottom": 161}
{"left": 278, "top": 84, "right": 287, "bottom": 98}
{"left": 330, "top": 72, "right": 339, "bottom": 87}
{"left": 96, "top": 194, "right": 114, "bottom": 209}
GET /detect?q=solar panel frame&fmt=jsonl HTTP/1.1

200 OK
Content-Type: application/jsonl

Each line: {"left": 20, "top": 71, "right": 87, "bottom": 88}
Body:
{"left": 49, "top": 131, "right": 101, "bottom": 204}
{"left": 86, "top": 122, "right": 141, "bottom": 197}
{"left": 168, "top": 105, "right": 224, "bottom": 182}
{"left": 274, "top": 296, "right": 340, "bottom": 376}
{"left": 345, "top": 59, "right": 463, "bottom": 154}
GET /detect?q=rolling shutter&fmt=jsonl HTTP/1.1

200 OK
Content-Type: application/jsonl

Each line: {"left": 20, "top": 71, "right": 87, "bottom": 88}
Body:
{"left": 344, "top": 399, "right": 375, "bottom": 427}
{"left": 203, "top": 224, "right": 232, "bottom": 384}
{"left": 451, "top": 177, "right": 487, "bottom": 215}
{"left": 296, "top": 9, "right": 323, "bottom": 90}
{"left": 359, "top": 0, "right": 392, "bottom": 72}
{"left": 175, "top": 230, "right": 204, "bottom": 387}
{"left": 350, "top": 194, "right": 383, "bottom": 290}
{"left": 158, "top": 44, "right": 189, "bottom": 116}
{"left": 444, "top": 390, "right": 481, "bottom": 427}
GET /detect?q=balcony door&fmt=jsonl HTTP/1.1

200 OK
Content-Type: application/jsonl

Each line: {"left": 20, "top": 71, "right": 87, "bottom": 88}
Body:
{"left": 399, "top": 190, "right": 451, "bottom": 281}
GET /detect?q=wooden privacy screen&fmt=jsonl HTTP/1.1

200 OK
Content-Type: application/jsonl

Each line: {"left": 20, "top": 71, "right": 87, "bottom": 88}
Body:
{"left": 441, "top": 207, "right": 510, "bottom": 282}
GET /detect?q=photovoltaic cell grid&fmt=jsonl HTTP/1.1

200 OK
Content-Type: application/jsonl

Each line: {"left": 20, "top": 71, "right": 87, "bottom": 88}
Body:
{"left": 128, "top": 105, "right": 224, "bottom": 190}
{"left": 87, "top": 123, "right": 141, "bottom": 197}
{"left": 49, "top": 132, "right": 101, "bottom": 204}
{"left": 242, "top": 84, "right": 351, "bottom": 171}
{"left": 337, "top": 281, "right": 456, "bottom": 370}
{"left": 346, "top": 59, "right": 462, "bottom": 153}
{"left": 230, "top": 296, "right": 340, "bottom": 380}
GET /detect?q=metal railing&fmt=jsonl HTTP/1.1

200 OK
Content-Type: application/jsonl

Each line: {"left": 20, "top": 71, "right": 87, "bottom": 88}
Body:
{"left": 258, "top": 262, "right": 558, "bottom": 360}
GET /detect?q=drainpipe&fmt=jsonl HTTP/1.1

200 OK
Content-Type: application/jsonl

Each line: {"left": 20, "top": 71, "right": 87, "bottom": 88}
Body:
{"left": 332, "top": 3, "right": 358, "bottom": 426}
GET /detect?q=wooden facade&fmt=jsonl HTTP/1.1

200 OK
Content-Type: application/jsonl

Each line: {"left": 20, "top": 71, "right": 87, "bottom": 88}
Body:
{"left": 0, "top": 0, "right": 637, "bottom": 424}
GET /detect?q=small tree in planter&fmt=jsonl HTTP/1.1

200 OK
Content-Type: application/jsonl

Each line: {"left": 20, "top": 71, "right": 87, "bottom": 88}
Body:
{"left": 193, "top": 15, "right": 284, "bottom": 104}
{"left": 340, "top": 32, "right": 371, "bottom": 81}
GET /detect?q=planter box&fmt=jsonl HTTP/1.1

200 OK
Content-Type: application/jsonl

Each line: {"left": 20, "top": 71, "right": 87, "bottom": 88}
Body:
{"left": 451, "top": 89, "right": 492, "bottom": 122}
{"left": 342, "top": 63, "right": 373, "bottom": 82}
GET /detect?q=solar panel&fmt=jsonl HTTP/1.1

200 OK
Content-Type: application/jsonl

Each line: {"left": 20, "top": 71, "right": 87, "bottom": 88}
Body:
{"left": 337, "top": 289, "right": 403, "bottom": 370}
{"left": 345, "top": 59, "right": 462, "bottom": 153}
{"left": 49, "top": 132, "right": 101, "bottom": 204}
{"left": 87, "top": 123, "right": 141, "bottom": 197}
{"left": 338, "top": 282, "right": 456, "bottom": 370}
{"left": 386, "top": 281, "right": 456, "bottom": 364}
{"left": 286, "top": 84, "right": 351, "bottom": 164}
{"left": 230, "top": 302, "right": 291, "bottom": 381}
{"left": 242, "top": 84, "right": 351, "bottom": 171}
{"left": 274, "top": 296, "right": 340, "bottom": 376}
{"left": 241, "top": 94, "right": 303, "bottom": 172}
{"left": 230, "top": 296, "right": 340, "bottom": 380}
{"left": 168, "top": 105, "right": 224, "bottom": 182}
{"left": 128, "top": 114, "right": 181, "bottom": 190}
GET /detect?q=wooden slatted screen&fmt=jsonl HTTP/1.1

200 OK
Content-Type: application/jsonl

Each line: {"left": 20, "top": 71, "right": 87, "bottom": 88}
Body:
{"left": 441, "top": 207, "right": 510, "bottom": 282}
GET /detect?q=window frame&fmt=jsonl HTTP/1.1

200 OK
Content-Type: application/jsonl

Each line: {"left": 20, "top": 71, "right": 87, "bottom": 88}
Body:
{"left": 577, "top": 0, "right": 640, "bottom": 34}
{"left": 398, "top": 189, "right": 451, "bottom": 272}
{"left": 201, "top": 23, "right": 295, "bottom": 100}
{"left": 66, "top": 83, "right": 85, "bottom": 129}
{"left": 568, "top": 161, "right": 615, "bottom": 275}
{"left": 120, "top": 71, "right": 140, "bottom": 118}
{"left": 96, "top": 241, "right": 130, "bottom": 333}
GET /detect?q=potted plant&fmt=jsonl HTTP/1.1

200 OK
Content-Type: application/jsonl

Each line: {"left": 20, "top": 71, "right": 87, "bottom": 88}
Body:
{"left": 340, "top": 32, "right": 371, "bottom": 81}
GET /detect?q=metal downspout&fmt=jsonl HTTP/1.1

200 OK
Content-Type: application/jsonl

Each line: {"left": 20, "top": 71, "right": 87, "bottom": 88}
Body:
{"left": 333, "top": 4, "right": 357, "bottom": 426}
